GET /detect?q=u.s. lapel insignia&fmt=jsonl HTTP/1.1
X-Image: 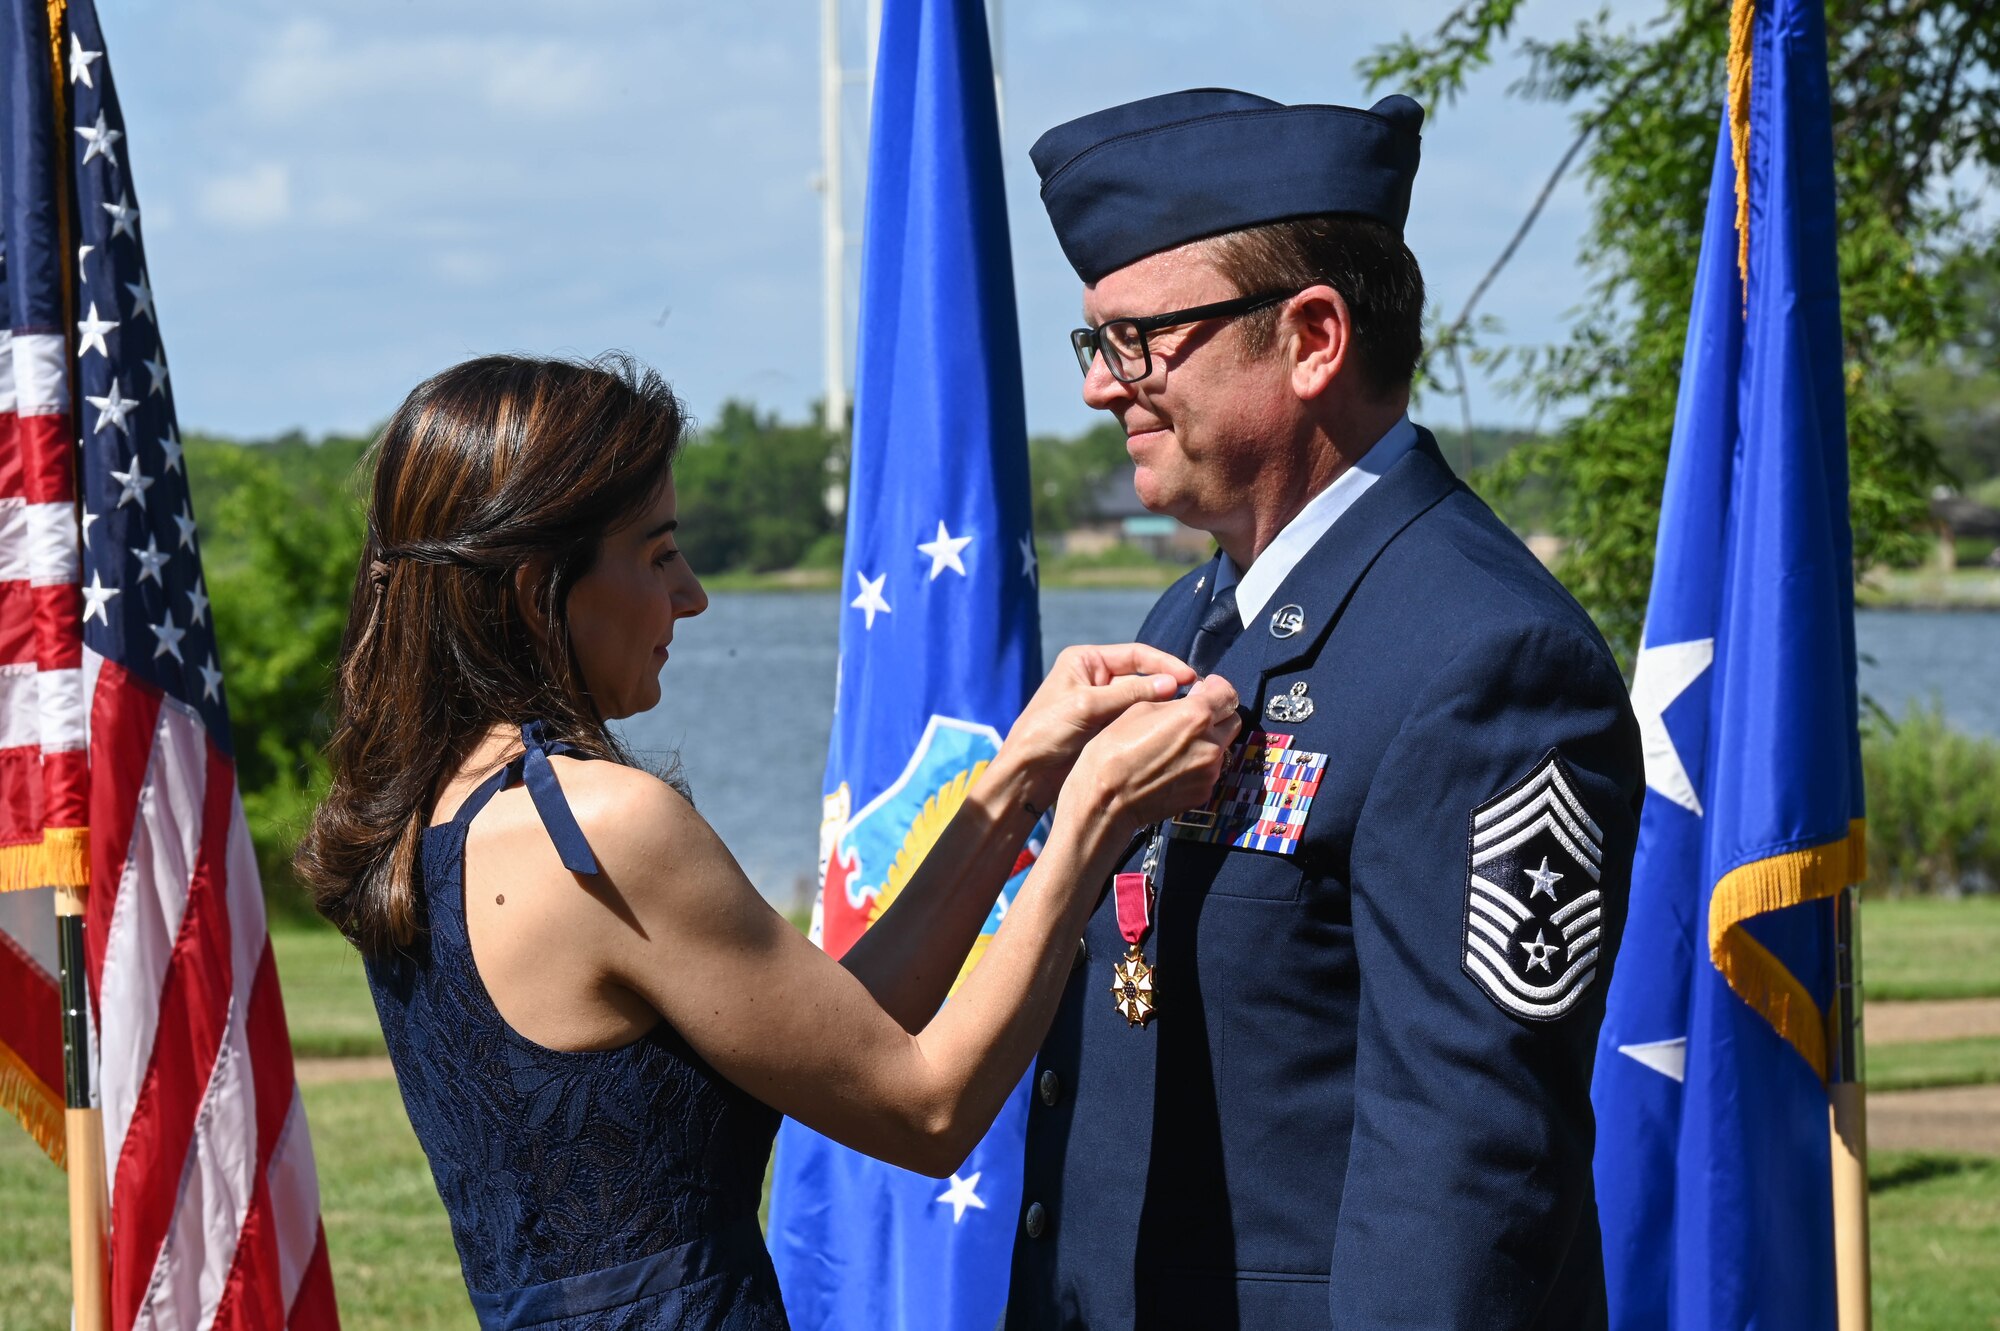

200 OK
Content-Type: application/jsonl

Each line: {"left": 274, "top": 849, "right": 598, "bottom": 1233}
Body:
{"left": 1461, "top": 750, "right": 1606, "bottom": 1021}
{"left": 1269, "top": 604, "right": 1305, "bottom": 639}
{"left": 1194, "top": 574, "right": 1206, "bottom": 595}
{"left": 1265, "top": 680, "right": 1314, "bottom": 724}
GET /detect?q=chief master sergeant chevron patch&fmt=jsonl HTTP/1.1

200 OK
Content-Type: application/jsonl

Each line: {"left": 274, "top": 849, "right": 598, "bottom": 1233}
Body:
{"left": 1462, "top": 750, "right": 1607, "bottom": 1020}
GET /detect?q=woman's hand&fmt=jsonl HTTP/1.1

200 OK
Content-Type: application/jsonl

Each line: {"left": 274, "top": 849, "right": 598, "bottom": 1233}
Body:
{"left": 1064, "top": 673, "right": 1241, "bottom": 835}
{"left": 1001, "top": 644, "right": 1198, "bottom": 808}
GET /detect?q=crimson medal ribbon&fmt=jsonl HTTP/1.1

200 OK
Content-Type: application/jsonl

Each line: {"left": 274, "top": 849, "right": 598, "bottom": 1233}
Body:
{"left": 1109, "top": 841, "right": 1159, "bottom": 1026}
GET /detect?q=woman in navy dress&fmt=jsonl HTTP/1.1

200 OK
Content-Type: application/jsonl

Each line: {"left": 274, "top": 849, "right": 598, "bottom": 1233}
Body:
{"left": 296, "top": 354, "right": 1238, "bottom": 1329}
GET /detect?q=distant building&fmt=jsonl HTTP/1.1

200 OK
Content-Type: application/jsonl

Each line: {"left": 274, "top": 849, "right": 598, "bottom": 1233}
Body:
{"left": 1063, "top": 462, "right": 1213, "bottom": 562}
{"left": 1930, "top": 490, "right": 2000, "bottom": 570}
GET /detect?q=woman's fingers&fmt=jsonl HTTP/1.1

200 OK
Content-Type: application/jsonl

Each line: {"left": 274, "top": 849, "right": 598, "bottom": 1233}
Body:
{"left": 1187, "top": 672, "right": 1240, "bottom": 719}
{"left": 1068, "top": 642, "right": 1195, "bottom": 688}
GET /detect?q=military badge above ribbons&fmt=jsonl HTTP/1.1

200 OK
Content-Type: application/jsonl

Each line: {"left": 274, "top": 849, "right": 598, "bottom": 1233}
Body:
{"left": 1461, "top": 751, "right": 1605, "bottom": 1021}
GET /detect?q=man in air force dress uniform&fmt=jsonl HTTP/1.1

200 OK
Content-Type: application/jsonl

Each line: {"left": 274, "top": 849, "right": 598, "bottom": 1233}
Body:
{"left": 1005, "top": 90, "right": 1646, "bottom": 1329}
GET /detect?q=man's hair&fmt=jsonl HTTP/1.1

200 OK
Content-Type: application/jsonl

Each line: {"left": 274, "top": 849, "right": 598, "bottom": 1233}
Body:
{"left": 1205, "top": 214, "right": 1425, "bottom": 400}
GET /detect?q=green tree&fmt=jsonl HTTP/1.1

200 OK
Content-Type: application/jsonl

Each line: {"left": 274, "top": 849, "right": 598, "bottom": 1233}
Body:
{"left": 1897, "top": 252, "right": 2000, "bottom": 490}
{"left": 1366, "top": 0, "right": 2000, "bottom": 659}
{"left": 186, "top": 434, "right": 369, "bottom": 905}
{"left": 1027, "top": 420, "right": 1130, "bottom": 536}
{"left": 674, "top": 401, "right": 842, "bottom": 573}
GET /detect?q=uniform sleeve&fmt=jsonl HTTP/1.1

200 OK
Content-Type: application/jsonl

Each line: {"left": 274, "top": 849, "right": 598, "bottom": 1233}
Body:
{"left": 1328, "top": 620, "right": 1643, "bottom": 1328}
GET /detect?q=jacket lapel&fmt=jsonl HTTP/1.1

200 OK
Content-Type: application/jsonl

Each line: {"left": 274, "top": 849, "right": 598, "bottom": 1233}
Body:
{"left": 1141, "top": 553, "right": 1222, "bottom": 658}
{"left": 1213, "top": 429, "right": 1460, "bottom": 703}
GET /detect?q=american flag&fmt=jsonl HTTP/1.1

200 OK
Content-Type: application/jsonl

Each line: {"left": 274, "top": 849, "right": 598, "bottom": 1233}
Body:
{"left": 0, "top": 1, "right": 341, "bottom": 1326}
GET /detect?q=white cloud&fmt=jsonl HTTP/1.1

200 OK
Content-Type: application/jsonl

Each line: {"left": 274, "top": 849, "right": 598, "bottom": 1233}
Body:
{"left": 198, "top": 162, "right": 290, "bottom": 228}
{"left": 243, "top": 18, "right": 603, "bottom": 123}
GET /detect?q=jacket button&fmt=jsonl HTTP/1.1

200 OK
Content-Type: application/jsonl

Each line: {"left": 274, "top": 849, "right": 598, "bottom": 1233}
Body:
{"left": 1024, "top": 1202, "right": 1047, "bottom": 1239}
{"left": 1037, "top": 1069, "right": 1061, "bottom": 1106}
{"left": 1073, "top": 936, "right": 1089, "bottom": 972}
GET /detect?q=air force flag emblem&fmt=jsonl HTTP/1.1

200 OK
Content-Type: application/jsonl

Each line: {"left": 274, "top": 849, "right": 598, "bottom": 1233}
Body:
{"left": 1462, "top": 751, "right": 1606, "bottom": 1021}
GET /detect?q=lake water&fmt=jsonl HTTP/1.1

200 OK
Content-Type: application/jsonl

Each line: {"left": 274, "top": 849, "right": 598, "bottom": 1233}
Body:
{"left": 618, "top": 591, "right": 1999, "bottom": 907}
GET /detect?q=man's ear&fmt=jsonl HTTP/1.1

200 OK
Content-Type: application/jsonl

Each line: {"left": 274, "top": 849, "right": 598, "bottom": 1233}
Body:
{"left": 512, "top": 560, "right": 552, "bottom": 645}
{"left": 1286, "top": 283, "right": 1354, "bottom": 402}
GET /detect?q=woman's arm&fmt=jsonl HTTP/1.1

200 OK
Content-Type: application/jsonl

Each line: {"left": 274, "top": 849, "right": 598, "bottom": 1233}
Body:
{"left": 588, "top": 676, "right": 1237, "bottom": 1176}
{"left": 838, "top": 642, "right": 1192, "bottom": 1031}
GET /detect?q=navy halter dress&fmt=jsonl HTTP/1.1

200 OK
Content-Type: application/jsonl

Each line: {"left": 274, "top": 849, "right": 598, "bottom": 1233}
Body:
{"left": 366, "top": 723, "right": 789, "bottom": 1330}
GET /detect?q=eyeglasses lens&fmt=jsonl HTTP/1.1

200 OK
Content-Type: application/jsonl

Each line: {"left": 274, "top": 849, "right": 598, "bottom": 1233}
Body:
{"left": 1101, "top": 321, "right": 1147, "bottom": 382}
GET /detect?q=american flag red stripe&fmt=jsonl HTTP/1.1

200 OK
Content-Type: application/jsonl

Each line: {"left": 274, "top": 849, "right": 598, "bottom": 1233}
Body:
{"left": 0, "top": 0, "right": 341, "bottom": 1324}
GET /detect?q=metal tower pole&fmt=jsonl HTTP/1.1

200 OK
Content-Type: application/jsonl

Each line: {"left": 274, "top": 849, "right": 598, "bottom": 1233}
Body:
{"left": 820, "top": 0, "right": 848, "bottom": 434}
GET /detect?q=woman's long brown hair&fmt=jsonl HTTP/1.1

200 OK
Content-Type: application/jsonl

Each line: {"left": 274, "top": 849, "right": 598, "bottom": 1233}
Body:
{"left": 297, "top": 353, "right": 686, "bottom": 955}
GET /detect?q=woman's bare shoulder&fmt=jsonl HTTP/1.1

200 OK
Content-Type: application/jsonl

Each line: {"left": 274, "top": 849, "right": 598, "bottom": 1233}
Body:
{"left": 547, "top": 757, "right": 746, "bottom": 909}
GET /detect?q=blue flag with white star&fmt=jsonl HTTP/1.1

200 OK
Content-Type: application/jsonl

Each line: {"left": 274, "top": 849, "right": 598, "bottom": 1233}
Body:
{"left": 764, "top": 0, "right": 1040, "bottom": 1326}
{"left": 1591, "top": 2, "right": 1864, "bottom": 1327}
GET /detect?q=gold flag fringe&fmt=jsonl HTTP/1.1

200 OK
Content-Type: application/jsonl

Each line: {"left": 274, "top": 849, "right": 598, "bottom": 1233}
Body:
{"left": 0, "top": 1040, "right": 65, "bottom": 1169}
{"left": 1727, "top": 0, "right": 1756, "bottom": 299}
{"left": 1708, "top": 819, "right": 1867, "bottom": 1082}
{"left": 0, "top": 827, "right": 90, "bottom": 893}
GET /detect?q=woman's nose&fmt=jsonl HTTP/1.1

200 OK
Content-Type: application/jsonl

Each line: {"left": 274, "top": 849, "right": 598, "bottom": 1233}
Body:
{"left": 678, "top": 569, "right": 709, "bottom": 619}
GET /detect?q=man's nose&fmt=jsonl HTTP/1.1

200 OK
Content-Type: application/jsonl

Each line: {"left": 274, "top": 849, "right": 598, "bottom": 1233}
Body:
{"left": 1080, "top": 350, "right": 1131, "bottom": 411}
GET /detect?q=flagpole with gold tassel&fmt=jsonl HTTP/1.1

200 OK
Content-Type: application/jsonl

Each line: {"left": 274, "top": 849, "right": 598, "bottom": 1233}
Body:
{"left": 1725, "top": 4, "right": 1870, "bottom": 1324}
{"left": 42, "top": 0, "right": 111, "bottom": 1326}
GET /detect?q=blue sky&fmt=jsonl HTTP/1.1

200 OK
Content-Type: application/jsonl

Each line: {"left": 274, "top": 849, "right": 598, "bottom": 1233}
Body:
{"left": 103, "top": 0, "right": 1616, "bottom": 441}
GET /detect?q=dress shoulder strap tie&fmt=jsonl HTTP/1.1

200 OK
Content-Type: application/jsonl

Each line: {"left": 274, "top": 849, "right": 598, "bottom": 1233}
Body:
{"left": 518, "top": 720, "right": 601, "bottom": 876}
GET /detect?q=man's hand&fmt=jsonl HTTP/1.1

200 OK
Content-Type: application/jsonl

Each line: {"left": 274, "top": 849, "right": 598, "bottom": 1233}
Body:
{"left": 1001, "top": 643, "right": 1197, "bottom": 810}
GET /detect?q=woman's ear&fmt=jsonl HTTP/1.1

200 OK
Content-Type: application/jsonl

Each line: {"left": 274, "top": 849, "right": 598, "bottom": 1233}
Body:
{"left": 511, "top": 560, "right": 552, "bottom": 645}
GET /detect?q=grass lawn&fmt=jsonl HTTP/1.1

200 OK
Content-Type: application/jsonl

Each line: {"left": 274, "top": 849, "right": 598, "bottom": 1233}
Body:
{"left": 272, "top": 924, "right": 388, "bottom": 1058}
{"left": 1870, "top": 1153, "right": 2000, "bottom": 1329}
{"left": 0, "top": 1076, "right": 470, "bottom": 1331}
{"left": 1862, "top": 896, "right": 2000, "bottom": 1002}
{"left": 1870, "top": 1036, "right": 2000, "bottom": 1092}
{"left": 2, "top": 901, "right": 1991, "bottom": 1327}
{"left": 6, "top": 1100, "right": 1996, "bottom": 1329}
{"left": 265, "top": 895, "right": 2000, "bottom": 1061}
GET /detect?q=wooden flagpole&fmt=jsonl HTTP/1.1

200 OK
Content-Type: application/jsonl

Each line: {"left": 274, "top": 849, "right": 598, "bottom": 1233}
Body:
{"left": 1829, "top": 882, "right": 1871, "bottom": 1330}
{"left": 56, "top": 885, "right": 108, "bottom": 1331}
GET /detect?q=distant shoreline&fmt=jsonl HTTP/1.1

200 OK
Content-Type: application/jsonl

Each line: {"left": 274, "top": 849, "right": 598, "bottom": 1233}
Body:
{"left": 703, "top": 564, "right": 2000, "bottom": 608}
{"left": 703, "top": 564, "right": 1192, "bottom": 593}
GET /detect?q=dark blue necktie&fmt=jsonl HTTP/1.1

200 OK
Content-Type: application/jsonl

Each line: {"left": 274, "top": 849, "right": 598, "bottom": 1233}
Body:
{"left": 1187, "top": 583, "right": 1242, "bottom": 678}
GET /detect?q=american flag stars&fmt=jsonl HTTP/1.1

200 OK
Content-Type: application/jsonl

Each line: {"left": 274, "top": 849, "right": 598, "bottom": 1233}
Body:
{"left": 67, "top": 32, "right": 101, "bottom": 87}
{"left": 77, "top": 301, "right": 117, "bottom": 356}
{"left": 61, "top": 3, "right": 228, "bottom": 732}
{"left": 102, "top": 190, "right": 138, "bottom": 239}
{"left": 74, "top": 107, "right": 119, "bottom": 165}
{"left": 88, "top": 381, "right": 137, "bottom": 433}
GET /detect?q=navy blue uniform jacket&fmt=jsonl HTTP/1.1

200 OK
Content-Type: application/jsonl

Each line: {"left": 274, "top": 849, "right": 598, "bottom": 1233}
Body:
{"left": 1005, "top": 431, "right": 1644, "bottom": 1329}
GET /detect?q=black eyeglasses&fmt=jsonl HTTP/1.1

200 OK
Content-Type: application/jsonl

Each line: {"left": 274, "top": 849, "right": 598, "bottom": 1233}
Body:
{"left": 1069, "top": 286, "right": 1311, "bottom": 383}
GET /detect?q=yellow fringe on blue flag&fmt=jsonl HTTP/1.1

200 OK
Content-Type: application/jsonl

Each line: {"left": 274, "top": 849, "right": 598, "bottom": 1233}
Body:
{"left": 1708, "top": 819, "right": 1866, "bottom": 1082}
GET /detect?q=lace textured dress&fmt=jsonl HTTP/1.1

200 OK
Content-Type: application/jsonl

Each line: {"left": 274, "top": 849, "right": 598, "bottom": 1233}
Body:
{"left": 366, "top": 723, "right": 789, "bottom": 1330}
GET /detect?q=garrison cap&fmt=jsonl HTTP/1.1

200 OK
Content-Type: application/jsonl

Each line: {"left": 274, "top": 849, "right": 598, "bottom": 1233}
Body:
{"left": 1030, "top": 89, "right": 1424, "bottom": 283}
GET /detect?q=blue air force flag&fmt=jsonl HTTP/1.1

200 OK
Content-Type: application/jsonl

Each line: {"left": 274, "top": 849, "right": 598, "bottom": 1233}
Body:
{"left": 764, "top": 1, "right": 1041, "bottom": 1327}
{"left": 1591, "top": 2, "right": 1866, "bottom": 1327}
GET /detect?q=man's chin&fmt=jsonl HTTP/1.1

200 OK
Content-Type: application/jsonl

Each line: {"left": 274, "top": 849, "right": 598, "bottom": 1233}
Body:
{"left": 1130, "top": 470, "right": 1192, "bottom": 524}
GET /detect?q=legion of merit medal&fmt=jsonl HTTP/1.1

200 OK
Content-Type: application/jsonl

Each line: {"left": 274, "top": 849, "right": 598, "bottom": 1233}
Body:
{"left": 1110, "top": 832, "right": 1162, "bottom": 1026}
